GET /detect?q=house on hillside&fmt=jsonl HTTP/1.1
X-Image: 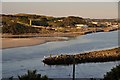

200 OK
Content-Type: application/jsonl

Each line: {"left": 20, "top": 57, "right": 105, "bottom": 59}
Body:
{"left": 112, "top": 24, "right": 118, "bottom": 28}
{"left": 75, "top": 24, "right": 88, "bottom": 29}
{"left": 91, "top": 22, "right": 98, "bottom": 25}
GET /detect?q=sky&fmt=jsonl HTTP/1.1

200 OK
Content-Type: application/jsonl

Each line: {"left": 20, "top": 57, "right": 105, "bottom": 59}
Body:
{"left": 2, "top": 2, "right": 118, "bottom": 19}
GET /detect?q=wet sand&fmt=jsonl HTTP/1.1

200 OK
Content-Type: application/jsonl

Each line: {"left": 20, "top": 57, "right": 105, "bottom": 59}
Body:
{"left": 2, "top": 37, "right": 65, "bottom": 49}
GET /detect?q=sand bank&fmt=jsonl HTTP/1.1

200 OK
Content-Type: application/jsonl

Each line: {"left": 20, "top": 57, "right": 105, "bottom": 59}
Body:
{"left": 1, "top": 29, "right": 118, "bottom": 49}
{"left": 2, "top": 37, "right": 65, "bottom": 49}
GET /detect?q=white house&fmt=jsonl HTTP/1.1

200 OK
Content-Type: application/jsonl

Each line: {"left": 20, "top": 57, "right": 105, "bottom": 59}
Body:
{"left": 112, "top": 24, "right": 118, "bottom": 28}
{"left": 92, "top": 22, "right": 98, "bottom": 25}
{"left": 75, "top": 24, "right": 88, "bottom": 29}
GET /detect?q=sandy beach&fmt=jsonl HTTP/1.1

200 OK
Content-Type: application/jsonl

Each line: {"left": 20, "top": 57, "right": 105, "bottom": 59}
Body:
{"left": 2, "top": 37, "right": 65, "bottom": 49}
{"left": 1, "top": 32, "right": 81, "bottom": 49}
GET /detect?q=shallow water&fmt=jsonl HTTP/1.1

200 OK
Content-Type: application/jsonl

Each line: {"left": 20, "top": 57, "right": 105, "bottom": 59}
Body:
{"left": 2, "top": 31, "right": 120, "bottom": 78}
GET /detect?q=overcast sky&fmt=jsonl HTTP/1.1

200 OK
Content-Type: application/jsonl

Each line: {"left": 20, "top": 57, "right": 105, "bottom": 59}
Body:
{"left": 2, "top": 2, "right": 118, "bottom": 19}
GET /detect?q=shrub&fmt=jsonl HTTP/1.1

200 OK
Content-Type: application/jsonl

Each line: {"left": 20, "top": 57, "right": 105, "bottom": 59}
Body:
{"left": 104, "top": 65, "right": 120, "bottom": 80}
{"left": 18, "top": 70, "right": 49, "bottom": 80}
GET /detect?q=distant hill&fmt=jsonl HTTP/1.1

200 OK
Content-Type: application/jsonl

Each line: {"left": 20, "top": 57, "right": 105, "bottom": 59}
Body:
{"left": 1, "top": 13, "right": 118, "bottom": 34}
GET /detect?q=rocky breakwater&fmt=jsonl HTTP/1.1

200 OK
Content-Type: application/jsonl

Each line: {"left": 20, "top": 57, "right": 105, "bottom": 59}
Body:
{"left": 42, "top": 47, "right": 120, "bottom": 65}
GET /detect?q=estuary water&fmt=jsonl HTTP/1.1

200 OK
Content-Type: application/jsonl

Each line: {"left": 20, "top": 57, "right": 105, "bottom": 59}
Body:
{"left": 2, "top": 30, "right": 120, "bottom": 78}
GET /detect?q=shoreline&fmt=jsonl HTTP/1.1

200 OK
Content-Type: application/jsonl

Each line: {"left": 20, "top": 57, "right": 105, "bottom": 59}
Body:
{"left": 1, "top": 29, "right": 118, "bottom": 49}
{"left": 1, "top": 32, "right": 79, "bottom": 49}
{"left": 2, "top": 38, "right": 65, "bottom": 49}
{"left": 43, "top": 47, "right": 120, "bottom": 65}
{"left": 2, "top": 27, "right": 119, "bottom": 38}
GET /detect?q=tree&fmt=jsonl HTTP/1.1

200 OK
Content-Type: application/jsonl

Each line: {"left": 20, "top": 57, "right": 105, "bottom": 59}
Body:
{"left": 63, "top": 16, "right": 86, "bottom": 27}
{"left": 104, "top": 65, "right": 120, "bottom": 80}
{"left": 18, "top": 70, "right": 49, "bottom": 80}
{"left": 32, "top": 18, "right": 48, "bottom": 26}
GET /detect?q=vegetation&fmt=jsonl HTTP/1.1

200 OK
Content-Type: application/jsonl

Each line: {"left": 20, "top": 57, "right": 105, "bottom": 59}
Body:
{"left": 104, "top": 65, "right": 120, "bottom": 80}
{"left": 1, "top": 14, "right": 87, "bottom": 34}
{"left": 48, "top": 16, "right": 86, "bottom": 27}
{"left": 18, "top": 70, "right": 49, "bottom": 80}
{"left": 32, "top": 18, "right": 48, "bottom": 26}
{"left": 8, "top": 70, "right": 50, "bottom": 80}
{"left": 1, "top": 14, "right": 118, "bottom": 34}
{"left": 2, "top": 14, "right": 86, "bottom": 27}
{"left": 2, "top": 22, "right": 40, "bottom": 34}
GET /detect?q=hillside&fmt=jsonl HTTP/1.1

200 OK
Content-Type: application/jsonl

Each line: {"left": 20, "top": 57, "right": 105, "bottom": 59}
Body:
{"left": 1, "top": 13, "right": 118, "bottom": 34}
{"left": 2, "top": 22, "right": 40, "bottom": 34}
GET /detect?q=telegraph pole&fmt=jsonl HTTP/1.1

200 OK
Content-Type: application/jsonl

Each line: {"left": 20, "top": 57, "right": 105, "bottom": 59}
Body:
{"left": 73, "top": 56, "right": 75, "bottom": 80}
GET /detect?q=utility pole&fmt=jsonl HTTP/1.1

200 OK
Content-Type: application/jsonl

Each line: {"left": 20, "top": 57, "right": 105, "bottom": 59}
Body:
{"left": 73, "top": 56, "right": 75, "bottom": 80}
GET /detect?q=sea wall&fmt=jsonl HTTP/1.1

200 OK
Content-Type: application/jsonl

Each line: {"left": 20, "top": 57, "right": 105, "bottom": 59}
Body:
{"left": 42, "top": 47, "right": 120, "bottom": 65}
